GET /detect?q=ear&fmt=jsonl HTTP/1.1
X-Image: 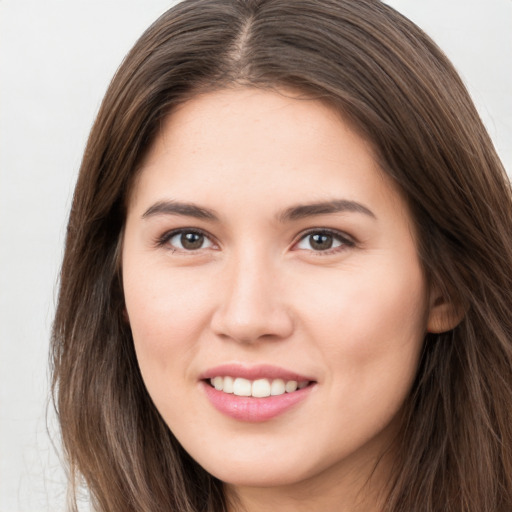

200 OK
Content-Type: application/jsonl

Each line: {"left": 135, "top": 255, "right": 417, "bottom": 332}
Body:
{"left": 427, "top": 287, "right": 465, "bottom": 333}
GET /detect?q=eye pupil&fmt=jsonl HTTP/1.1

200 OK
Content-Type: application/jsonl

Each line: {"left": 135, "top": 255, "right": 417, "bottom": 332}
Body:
{"left": 181, "top": 232, "right": 204, "bottom": 250}
{"left": 310, "top": 233, "right": 333, "bottom": 250}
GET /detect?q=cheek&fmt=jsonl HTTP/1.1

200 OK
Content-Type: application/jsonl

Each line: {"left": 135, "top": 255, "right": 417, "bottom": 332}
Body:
{"left": 122, "top": 262, "right": 215, "bottom": 380}
{"left": 122, "top": 269, "right": 216, "bottom": 431}
{"left": 298, "top": 256, "right": 428, "bottom": 379}
{"left": 293, "top": 260, "right": 428, "bottom": 455}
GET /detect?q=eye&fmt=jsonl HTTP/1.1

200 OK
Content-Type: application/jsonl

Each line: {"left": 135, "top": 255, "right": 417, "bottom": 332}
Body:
{"left": 160, "top": 229, "right": 215, "bottom": 251}
{"left": 294, "top": 230, "right": 354, "bottom": 252}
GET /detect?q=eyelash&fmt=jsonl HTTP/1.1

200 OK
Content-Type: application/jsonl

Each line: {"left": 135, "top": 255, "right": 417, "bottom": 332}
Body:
{"left": 293, "top": 228, "right": 356, "bottom": 255}
{"left": 155, "top": 228, "right": 355, "bottom": 254}
{"left": 156, "top": 228, "right": 216, "bottom": 252}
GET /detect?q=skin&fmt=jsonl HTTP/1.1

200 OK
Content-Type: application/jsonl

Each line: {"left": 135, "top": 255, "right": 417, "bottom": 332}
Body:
{"left": 122, "top": 88, "right": 452, "bottom": 511}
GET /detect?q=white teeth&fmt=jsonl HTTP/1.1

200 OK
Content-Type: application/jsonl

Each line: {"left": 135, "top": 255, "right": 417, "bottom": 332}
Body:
{"left": 210, "top": 376, "right": 309, "bottom": 397}
{"left": 212, "top": 376, "right": 223, "bottom": 391}
{"left": 223, "top": 376, "right": 234, "bottom": 393}
{"left": 233, "top": 378, "right": 252, "bottom": 396}
{"left": 270, "top": 378, "right": 285, "bottom": 395}
{"left": 252, "top": 378, "right": 271, "bottom": 398}
{"left": 285, "top": 380, "right": 298, "bottom": 393}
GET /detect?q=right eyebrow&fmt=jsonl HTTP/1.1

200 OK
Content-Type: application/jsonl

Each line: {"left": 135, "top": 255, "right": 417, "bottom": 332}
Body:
{"left": 142, "top": 200, "right": 219, "bottom": 221}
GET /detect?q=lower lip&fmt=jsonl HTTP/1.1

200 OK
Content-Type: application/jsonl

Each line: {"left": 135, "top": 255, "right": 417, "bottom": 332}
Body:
{"left": 201, "top": 381, "right": 314, "bottom": 422}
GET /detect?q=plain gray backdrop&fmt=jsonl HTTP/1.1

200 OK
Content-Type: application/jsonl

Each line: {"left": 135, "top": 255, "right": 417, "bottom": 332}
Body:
{"left": 1, "top": 1, "right": 511, "bottom": 510}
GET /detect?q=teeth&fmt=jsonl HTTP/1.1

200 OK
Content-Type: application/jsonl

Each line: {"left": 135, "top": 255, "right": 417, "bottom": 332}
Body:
{"left": 270, "top": 378, "right": 285, "bottom": 396}
{"left": 209, "top": 376, "right": 309, "bottom": 397}
{"left": 252, "top": 378, "right": 271, "bottom": 398}
{"left": 233, "top": 378, "right": 252, "bottom": 396}
{"left": 285, "top": 380, "right": 298, "bottom": 393}
{"left": 212, "top": 376, "right": 223, "bottom": 391}
{"left": 223, "top": 376, "right": 234, "bottom": 393}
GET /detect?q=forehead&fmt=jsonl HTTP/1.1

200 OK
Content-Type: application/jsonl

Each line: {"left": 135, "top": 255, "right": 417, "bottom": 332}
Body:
{"left": 128, "top": 87, "right": 409, "bottom": 227}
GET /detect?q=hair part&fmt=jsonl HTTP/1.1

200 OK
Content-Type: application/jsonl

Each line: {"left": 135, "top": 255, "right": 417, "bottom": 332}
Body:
{"left": 52, "top": 1, "right": 512, "bottom": 510}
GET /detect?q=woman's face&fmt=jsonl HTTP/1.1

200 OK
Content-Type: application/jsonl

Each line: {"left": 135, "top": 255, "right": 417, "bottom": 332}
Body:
{"left": 122, "top": 88, "right": 437, "bottom": 496}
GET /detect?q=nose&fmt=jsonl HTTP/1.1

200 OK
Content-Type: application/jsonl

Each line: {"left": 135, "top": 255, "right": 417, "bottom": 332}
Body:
{"left": 210, "top": 251, "right": 294, "bottom": 344}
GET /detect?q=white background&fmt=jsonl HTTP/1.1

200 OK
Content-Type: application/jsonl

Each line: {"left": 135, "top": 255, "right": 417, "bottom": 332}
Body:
{"left": 0, "top": 1, "right": 511, "bottom": 510}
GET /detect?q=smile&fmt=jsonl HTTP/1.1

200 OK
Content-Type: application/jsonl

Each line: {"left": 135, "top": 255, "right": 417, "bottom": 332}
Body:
{"left": 209, "top": 376, "right": 310, "bottom": 397}
{"left": 201, "top": 366, "right": 316, "bottom": 422}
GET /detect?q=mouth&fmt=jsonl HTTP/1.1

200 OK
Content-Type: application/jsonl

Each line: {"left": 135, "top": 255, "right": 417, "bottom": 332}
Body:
{"left": 207, "top": 376, "right": 312, "bottom": 397}
{"left": 200, "top": 364, "right": 317, "bottom": 422}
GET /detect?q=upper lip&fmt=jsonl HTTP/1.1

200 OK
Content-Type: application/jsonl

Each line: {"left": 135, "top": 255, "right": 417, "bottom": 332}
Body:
{"left": 199, "top": 363, "right": 315, "bottom": 382}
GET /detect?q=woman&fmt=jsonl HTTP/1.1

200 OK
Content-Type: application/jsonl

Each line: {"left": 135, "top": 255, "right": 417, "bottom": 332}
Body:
{"left": 51, "top": 0, "right": 512, "bottom": 510}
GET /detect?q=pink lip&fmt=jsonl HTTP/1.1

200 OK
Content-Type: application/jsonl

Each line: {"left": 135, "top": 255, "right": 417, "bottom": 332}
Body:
{"left": 199, "top": 363, "right": 315, "bottom": 382}
{"left": 199, "top": 364, "right": 316, "bottom": 422}
{"left": 201, "top": 382, "right": 314, "bottom": 422}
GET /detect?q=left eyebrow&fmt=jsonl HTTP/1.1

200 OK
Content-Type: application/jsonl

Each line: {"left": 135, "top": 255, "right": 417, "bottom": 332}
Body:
{"left": 278, "top": 199, "right": 376, "bottom": 222}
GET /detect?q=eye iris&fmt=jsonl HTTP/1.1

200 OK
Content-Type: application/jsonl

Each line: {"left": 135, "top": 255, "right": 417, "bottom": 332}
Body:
{"left": 310, "top": 233, "right": 333, "bottom": 250}
{"left": 181, "top": 232, "right": 204, "bottom": 250}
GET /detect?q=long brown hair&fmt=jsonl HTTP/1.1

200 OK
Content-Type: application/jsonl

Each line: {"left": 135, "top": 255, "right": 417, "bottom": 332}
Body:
{"left": 51, "top": 1, "right": 512, "bottom": 510}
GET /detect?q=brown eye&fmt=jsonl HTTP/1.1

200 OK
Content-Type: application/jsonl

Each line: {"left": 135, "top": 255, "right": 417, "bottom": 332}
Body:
{"left": 181, "top": 232, "right": 204, "bottom": 250}
{"left": 167, "top": 230, "right": 214, "bottom": 251}
{"left": 309, "top": 233, "right": 334, "bottom": 250}
{"left": 295, "top": 230, "right": 352, "bottom": 252}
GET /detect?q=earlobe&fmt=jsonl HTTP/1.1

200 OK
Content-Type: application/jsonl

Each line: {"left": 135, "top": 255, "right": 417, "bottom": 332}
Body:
{"left": 426, "top": 290, "right": 465, "bottom": 333}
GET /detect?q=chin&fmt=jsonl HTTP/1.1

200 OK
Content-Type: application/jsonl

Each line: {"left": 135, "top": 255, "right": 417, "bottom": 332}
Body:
{"left": 190, "top": 444, "right": 329, "bottom": 489}
{"left": 207, "top": 464, "right": 308, "bottom": 488}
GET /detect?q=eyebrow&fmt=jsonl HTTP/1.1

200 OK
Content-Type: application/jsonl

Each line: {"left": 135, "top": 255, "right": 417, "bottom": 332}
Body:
{"left": 142, "top": 201, "right": 219, "bottom": 221}
{"left": 141, "top": 198, "right": 376, "bottom": 222}
{"left": 278, "top": 199, "right": 376, "bottom": 222}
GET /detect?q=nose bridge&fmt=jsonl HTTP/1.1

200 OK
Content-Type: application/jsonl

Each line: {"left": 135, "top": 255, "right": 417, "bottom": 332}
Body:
{"left": 211, "top": 244, "right": 293, "bottom": 343}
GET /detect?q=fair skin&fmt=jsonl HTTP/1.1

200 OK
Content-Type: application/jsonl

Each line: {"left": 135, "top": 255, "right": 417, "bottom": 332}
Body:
{"left": 122, "top": 88, "right": 453, "bottom": 511}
